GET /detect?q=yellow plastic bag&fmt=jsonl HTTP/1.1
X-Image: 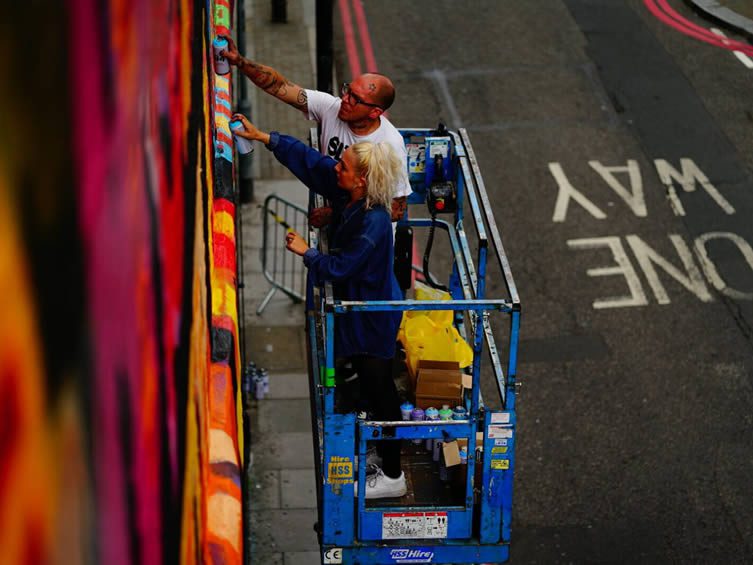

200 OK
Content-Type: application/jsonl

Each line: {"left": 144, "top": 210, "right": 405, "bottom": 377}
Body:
{"left": 398, "top": 282, "right": 473, "bottom": 379}
{"left": 406, "top": 281, "right": 453, "bottom": 326}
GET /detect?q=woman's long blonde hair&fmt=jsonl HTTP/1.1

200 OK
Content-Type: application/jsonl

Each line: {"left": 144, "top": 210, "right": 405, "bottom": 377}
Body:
{"left": 349, "top": 141, "right": 402, "bottom": 210}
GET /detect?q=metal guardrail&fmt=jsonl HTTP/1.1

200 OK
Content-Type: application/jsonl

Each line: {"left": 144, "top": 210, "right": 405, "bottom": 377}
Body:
{"left": 256, "top": 193, "right": 308, "bottom": 314}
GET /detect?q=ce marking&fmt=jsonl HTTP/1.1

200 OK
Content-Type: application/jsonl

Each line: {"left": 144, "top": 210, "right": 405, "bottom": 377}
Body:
{"left": 323, "top": 547, "right": 343, "bottom": 564}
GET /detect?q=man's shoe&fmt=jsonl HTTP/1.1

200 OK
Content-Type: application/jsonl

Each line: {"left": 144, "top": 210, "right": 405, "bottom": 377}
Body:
{"left": 359, "top": 468, "right": 406, "bottom": 499}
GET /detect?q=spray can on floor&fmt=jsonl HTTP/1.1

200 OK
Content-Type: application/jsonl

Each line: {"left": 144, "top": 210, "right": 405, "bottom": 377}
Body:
{"left": 254, "top": 367, "right": 266, "bottom": 400}
{"left": 242, "top": 362, "right": 256, "bottom": 397}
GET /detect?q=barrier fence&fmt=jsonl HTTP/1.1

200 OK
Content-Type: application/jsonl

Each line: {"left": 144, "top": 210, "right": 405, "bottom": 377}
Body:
{"left": 257, "top": 193, "right": 309, "bottom": 314}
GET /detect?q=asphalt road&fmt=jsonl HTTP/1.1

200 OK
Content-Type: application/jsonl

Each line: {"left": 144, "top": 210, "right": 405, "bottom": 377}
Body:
{"left": 336, "top": 0, "right": 753, "bottom": 562}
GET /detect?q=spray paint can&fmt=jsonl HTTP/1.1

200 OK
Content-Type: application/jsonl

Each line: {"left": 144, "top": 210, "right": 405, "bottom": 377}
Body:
{"left": 424, "top": 407, "right": 439, "bottom": 452}
{"left": 410, "top": 407, "right": 425, "bottom": 445}
{"left": 242, "top": 363, "right": 256, "bottom": 396}
{"left": 435, "top": 404, "right": 452, "bottom": 462}
{"left": 229, "top": 119, "right": 254, "bottom": 154}
{"left": 452, "top": 406, "right": 467, "bottom": 420}
{"left": 259, "top": 367, "right": 269, "bottom": 396}
{"left": 400, "top": 402, "right": 414, "bottom": 421}
{"left": 212, "top": 37, "right": 230, "bottom": 75}
{"left": 254, "top": 370, "right": 265, "bottom": 400}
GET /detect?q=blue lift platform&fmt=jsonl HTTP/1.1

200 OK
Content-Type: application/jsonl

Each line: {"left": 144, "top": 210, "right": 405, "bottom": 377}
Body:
{"left": 306, "top": 126, "right": 521, "bottom": 565}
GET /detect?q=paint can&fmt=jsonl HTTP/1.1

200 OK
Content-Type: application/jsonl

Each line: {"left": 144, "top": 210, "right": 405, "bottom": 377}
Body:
{"left": 242, "top": 363, "right": 256, "bottom": 395}
{"left": 400, "top": 402, "right": 414, "bottom": 421}
{"left": 410, "top": 407, "right": 425, "bottom": 445}
{"left": 229, "top": 119, "right": 254, "bottom": 154}
{"left": 254, "top": 371, "right": 265, "bottom": 400}
{"left": 259, "top": 367, "right": 269, "bottom": 396}
{"left": 213, "top": 37, "right": 230, "bottom": 75}
{"left": 424, "top": 407, "right": 439, "bottom": 451}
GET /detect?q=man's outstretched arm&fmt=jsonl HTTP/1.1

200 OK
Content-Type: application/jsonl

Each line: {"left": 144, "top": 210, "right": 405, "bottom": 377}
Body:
{"left": 220, "top": 35, "right": 308, "bottom": 112}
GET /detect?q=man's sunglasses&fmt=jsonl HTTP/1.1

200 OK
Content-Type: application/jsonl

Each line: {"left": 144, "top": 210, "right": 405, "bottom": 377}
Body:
{"left": 340, "top": 83, "right": 383, "bottom": 109}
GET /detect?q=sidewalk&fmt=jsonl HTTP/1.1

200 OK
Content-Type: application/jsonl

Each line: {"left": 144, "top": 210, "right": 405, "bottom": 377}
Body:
{"left": 686, "top": 0, "right": 753, "bottom": 39}
{"left": 239, "top": 1, "right": 320, "bottom": 563}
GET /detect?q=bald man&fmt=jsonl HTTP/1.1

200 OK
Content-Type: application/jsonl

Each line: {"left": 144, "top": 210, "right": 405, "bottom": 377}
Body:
{"left": 220, "top": 36, "right": 410, "bottom": 224}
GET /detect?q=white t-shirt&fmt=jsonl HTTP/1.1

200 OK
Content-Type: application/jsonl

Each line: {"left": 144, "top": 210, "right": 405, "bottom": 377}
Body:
{"left": 305, "top": 89, "right": 411, "bottom": 199}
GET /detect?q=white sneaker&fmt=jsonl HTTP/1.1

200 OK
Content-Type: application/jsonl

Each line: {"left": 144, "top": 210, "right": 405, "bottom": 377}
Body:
{"left": 356, "top": 467, "right": 406, "bottom": 499}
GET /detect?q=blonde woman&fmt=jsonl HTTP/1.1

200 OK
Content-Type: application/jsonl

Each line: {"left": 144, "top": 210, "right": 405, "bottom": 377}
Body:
{"left": 232, "top": 115, "right": 407, "bottom": 499}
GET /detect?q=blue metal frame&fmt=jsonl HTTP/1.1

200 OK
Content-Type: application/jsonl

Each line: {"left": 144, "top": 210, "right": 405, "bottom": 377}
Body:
{"left": 304, "top": 128, "right": 521, "bottom": 564}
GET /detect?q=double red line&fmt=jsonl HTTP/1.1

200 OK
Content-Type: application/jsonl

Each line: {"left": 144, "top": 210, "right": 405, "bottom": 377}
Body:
{"left": 338, "top": 0, "right": 379, "bottom": 77}
{"left": 644, "top": 0, "right": 753, "bottom": 55}
{"left": 337, "top": 0, "right": 421, "bottom": 281}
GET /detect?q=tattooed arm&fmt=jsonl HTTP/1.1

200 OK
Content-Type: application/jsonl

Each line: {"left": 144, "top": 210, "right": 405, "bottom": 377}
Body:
{"left": 237, "top": 59, "right": 308, "bottom": 111}
{"left": 219, "top": 35, "right": 309, "bottom": 112}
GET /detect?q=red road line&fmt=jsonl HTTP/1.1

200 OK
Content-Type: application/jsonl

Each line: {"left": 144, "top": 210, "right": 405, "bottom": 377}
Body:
{"left": 643, "top": 0, "right": 753, "bottom": 55}
{"left": 350, "top": 0, "right": 378, "bottom": 72}
{"left": 338, "top": 0, "right": 362, "bottom": 77}
{"left": 339, "top": 0, "right": 417, "bottom": 278}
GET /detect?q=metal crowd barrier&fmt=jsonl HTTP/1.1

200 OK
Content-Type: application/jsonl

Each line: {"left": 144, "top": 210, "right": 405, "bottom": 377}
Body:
{"left": 257, "top": 193, "right": 308, "bottom": 315}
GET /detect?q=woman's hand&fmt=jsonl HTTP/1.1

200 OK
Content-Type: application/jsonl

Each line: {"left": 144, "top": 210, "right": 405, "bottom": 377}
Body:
{"left": 230, "top": 113, "right": 270, "bottom": 144}
{"left": 285, "top": 231, "right": 309, "bottom": 256}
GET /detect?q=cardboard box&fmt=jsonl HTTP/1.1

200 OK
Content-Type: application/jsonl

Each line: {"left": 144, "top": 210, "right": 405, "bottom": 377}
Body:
{"left": 442, "top": 440, "right": 461, "bottom": 467}
{"left": 456, "top": 432, "right": 484, "bottom": 453}
{"left": 414, "top": 360, "right": 463, "bottom": 410}
{"left": 447, "top": 432, "right": 484, "bottom": 468}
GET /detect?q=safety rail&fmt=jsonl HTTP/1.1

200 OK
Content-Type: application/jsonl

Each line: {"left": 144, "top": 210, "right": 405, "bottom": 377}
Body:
{"left": 257, "top": 193, "right": 308, "bottom": 314}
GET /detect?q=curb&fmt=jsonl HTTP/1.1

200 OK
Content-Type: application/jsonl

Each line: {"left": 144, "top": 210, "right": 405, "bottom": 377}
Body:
{"left": 684, "top": 0, "right": 753, "bottom": 41}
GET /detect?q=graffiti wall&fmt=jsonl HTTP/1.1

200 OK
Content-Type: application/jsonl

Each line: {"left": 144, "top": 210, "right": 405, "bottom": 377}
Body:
{"left": 0, "top": 0, "right": 242, "bottom": 563}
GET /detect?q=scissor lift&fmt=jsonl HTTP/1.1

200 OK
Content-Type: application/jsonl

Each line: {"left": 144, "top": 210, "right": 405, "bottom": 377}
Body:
{"left": 305, "top": 126, "right": 521, "bottom": 565}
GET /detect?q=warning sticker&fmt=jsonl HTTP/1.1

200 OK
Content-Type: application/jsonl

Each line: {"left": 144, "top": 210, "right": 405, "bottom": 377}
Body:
{"left": 327, "top": 457, "right": 353, "bottom": 484}
{"left": 494, "top": 438, "right": 508, "bottom": 447}
{"left": 491, "top": 459, "right": 510, "bottom": 470}
{"left": 490, "top": 412, "right": 511, "bottom": 424}
{"left": 491, "top": 446, "right": 508, "bottom": 454}
{"left": 382, "top": 512, "right": 448, "bottom": 540}
{"left": 488, "top": 425, "right": 513, "bottom": 439}
{"left": 407, "top": 143, "right": 426, "bottom": 174}
{"left": 428, "top": 140, "right": 449, "bottom": 158}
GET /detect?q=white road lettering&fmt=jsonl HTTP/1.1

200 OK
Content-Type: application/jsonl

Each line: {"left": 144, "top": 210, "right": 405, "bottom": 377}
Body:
{"left": 626, "top": 234, "right": 712, "bottom": 304}
{"left": 567, "top": 236, "right": 648, "bottom": 309}
{"left": 654, "top": 158, "right": 735, "bottom": 216}
{"left": 549, "top": 162, "right": 607, "bottom": 222}
{"left": 589, "top": 160, "right": 647, "bottom": 217}
{"left": 694, "top": 232, "right": 753, "bottom": 300}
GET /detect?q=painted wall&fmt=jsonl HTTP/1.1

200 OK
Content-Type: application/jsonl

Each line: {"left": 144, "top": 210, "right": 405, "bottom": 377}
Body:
{"left": 0, "top": 0, "right": 243, "bottom": 563}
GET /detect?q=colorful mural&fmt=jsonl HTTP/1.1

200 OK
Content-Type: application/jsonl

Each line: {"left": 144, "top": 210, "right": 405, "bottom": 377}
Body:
{"left": 0, "top": 0, "right": 243, "bottom": 563}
